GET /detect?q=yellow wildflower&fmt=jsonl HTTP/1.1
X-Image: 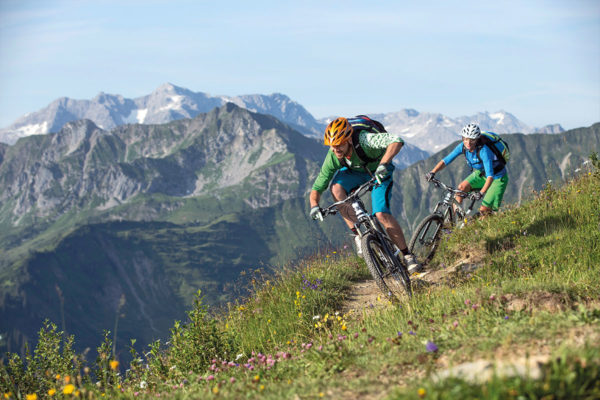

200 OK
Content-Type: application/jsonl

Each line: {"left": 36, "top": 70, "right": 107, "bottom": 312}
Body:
{"left": 110, "top": 360, "right": 119, "bottom": 370}
{"left": 212, "top": 387, "right": 219, "bottom": 394}
{"left": 259, "top": 385, "right": 265, "bottom": 391}
{"left": 64, "top": 376, "right": 71, "bottom": 384}
{"left": 48, "top": 388, "right": 57, "bottom": 396}
{"left": 253, "top": 375, "right": 260, "bottom": 382}
{"left": 63, "top": 384, "right": 75, "bottom": 395}
{"left": 341, "top": 325, "right": 347, "bottom": 331}
{"left": 4, "top": 393, "right": 11, "bottom": 399}
{"left": 26, "top": 394, "right": 38, "bottom": 400}
{"left": 55, "top": 374, "right": 61, "bottom": 380}
{"left": 298, "top": 312, "right": 302, "bottom": 318}
{"left": 418, "top": 388, "right": 426, "bottom": 398}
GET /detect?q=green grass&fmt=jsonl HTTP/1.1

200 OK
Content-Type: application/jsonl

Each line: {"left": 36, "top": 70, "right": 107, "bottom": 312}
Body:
{"left": 2, "top": 170, "right": 599, "bottom": 399}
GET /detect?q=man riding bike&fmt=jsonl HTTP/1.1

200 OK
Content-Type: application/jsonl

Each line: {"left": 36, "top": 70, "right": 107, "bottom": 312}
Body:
{"left": 309, "top": 117, "right": 422, "bottom": 273}
{"left": 425, "top": 123, "right": 509, "bottom": 216}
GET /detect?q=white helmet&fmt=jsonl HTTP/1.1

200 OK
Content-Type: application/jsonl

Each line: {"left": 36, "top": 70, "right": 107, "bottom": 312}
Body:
{"left": 461, "top": 123, "right": 481, "bottom": 139}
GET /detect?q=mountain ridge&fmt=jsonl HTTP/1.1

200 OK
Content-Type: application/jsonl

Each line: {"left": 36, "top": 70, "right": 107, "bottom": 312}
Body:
{"left": 1, "top": 84, "right": 563, "bottom": 156}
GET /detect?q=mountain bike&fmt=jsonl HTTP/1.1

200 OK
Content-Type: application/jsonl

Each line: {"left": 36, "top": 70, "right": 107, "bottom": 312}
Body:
{"left": 318, "top": 178, "right": 412, "bottom": 299}
{"left": 408, "top": 178, "right": 478, "bottom": 264}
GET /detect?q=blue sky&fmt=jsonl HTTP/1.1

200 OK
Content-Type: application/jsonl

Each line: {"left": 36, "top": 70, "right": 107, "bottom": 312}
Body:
{"left": 0, "top": 0, "right": 599, "bottom": 130}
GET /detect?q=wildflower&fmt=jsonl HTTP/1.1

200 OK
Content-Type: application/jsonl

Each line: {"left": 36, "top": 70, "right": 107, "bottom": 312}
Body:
{"left": 48, "top": 389, "right": 57, "bottom": 396}
{"left": 110, "top": 360, "right": 119, "bottom": 370}
{"left": 212, "top": 386, "right": 219, "bottom": 394}
{"left": 63, "top": 384, "right": 75, "bottom": 395}
{"left": 504, "top": 316, "right": 509, "bottom": 320}
{"left": 397, "top": 332, "right": 402, "bottom": 337}
{"left": 409, "top": 331, "right": 415, "bottom": 335}
{"left": 207, "top": 375, "right": 215, "bottom": 381}
{"left": 313, "top": 315, "right": 321, "bottom": 320}
{"left": 4, "top": 393, "right": 12, "bottom": 399}
{"left": 418, "top": 387, "right": 427, "bottom": 398}
{"left": 230, "top": 377, "right": 236, "bottom": 383}
{"left": 425, "top": 341, "right": 439, "bottom": 353}
{"left": 26, "top": 394, "right": 38, "bottom": 400}
{"left": 260, "top": 385, "right": 265, "bottom": 391}
{"left": 140, "top": 381, "right": 148, "bottom": 389}
{"left": 464, "top": 299, "right": 471, "bottom": 306}
{"left": 341, "top": 324, "right": 347, "bottom": 331}
{"left": 453, "top": 320, "right": 459, "bottom": 328}
{"left": 253, "top": 375, "right": 260, "bottom": 383}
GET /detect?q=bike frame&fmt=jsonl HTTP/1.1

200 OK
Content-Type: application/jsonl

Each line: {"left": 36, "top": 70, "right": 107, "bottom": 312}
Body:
{"left": 429, "top": 178, "right": 474, "bottom": 226}
{"left": 322, "top": 178, "right": 397, "bottom": 255}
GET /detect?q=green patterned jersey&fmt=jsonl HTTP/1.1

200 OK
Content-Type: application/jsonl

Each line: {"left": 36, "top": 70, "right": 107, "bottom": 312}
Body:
{"left": 311, "top": 130, "right": 403, "bottom": 194}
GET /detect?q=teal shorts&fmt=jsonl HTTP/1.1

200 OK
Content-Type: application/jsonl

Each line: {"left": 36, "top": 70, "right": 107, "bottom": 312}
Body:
{"left": 331, "top": 167, "right": 393, "bottom": 215}
{"left": 465, "top": 170, "right": 509, "bottom": 211}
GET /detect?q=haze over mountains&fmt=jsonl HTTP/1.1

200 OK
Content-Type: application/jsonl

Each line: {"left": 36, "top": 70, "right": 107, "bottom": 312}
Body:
{"left": 0, "top": 83, "right": 563, "bottom": 155}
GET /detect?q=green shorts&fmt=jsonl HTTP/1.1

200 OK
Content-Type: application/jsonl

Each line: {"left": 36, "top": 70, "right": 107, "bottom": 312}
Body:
{"left": 465, "top": 170, "right": 509, "bottom": 211}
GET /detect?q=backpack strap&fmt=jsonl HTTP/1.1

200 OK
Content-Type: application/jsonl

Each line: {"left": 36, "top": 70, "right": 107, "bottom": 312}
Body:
{"left": 462, "top": 140, "right": 506, "bottom": 175}
{"left": 350, "top": 129, "right": 378, "bottom": 164}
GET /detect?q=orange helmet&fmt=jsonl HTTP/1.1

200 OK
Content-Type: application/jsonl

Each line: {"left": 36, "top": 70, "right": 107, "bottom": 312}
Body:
{"left": 324, "top": 117, "right": 353, "bottom": 146}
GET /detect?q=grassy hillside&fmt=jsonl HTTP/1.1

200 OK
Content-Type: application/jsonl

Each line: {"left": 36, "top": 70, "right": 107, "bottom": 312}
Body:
{"left": 2, "top": 158, "right": 598, "bottom": 399}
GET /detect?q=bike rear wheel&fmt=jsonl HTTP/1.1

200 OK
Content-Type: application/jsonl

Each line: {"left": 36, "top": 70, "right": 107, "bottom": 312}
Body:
{"left": 408, "top": 214, "right": 444, "bottom": 264}
{"left": 361, "top": 233, "right": 412, "bottom": 300}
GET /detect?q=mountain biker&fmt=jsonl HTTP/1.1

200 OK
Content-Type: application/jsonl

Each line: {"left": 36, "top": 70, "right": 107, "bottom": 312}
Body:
{"left": 425, "top": 123, "right": 509, "bottom": 216}
{"left": 309, "top": 117, "right": 422, "bottom": 273}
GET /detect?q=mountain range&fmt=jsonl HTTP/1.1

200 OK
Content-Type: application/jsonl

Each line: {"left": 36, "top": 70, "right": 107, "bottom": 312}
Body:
{"left": 0, "top": 83, "right": 563, "bottom": 156}
{"left": 0, "top": 92, "right": 588, "bottom": 359}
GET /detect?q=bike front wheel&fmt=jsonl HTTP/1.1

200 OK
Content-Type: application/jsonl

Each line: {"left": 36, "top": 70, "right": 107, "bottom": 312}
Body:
{"left": 408, "top": 214, "right": 445, "bottom": 264}
{"left": 361, "top": 233, "right": 412, "bottom": 300}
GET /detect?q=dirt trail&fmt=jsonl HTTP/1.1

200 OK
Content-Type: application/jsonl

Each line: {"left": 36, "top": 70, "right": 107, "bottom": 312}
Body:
{"left": 342, "top": 252, "right": 486, "bottom": 315}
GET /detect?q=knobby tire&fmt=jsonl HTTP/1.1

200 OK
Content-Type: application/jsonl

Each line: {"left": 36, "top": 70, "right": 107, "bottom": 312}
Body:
{"left": 408, "top": 214, "right": 445, "bottom": 264}
{"left": 361, "top": 233, "right": 412, "bottom": 300}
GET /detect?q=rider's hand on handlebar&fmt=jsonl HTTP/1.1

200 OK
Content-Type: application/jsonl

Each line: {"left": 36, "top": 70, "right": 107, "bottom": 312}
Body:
{"left": 375, "top": 164, "right": 392, "bottom": 182}
{"left": 471, "top": 191, "right": 484, "bottom": 201}
{"left": 425, "top": 172, "right": 435, "bottom": 182}
{"left": 310, "top": 206, "right": 323, "bottom": 221}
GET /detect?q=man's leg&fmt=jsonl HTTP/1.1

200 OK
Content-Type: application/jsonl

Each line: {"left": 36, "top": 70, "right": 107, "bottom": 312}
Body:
{"left": 330, "top": 183, "right": 357, "bottom": 229}
{"left": 480, "top": 175, "right": 509, "bottom": 215}
{"left": 371, "top": 176, "right": 422, "bottom": 273}
{"left": 455, "top": 180, "right": 472, "bottom": 212}
{"left": 375, "top": 212, "right": 407, "bottom": 250}
{"left": 330, "top": 169, "right": 371, "bottom": 257}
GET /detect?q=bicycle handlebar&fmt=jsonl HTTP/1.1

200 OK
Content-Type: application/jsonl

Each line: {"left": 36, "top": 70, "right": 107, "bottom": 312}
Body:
{"left": 319, "top": 178, "right": 378, "bottom": 219}
{"left": 429, "top": 177, "right": 479, "bottom": 200}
